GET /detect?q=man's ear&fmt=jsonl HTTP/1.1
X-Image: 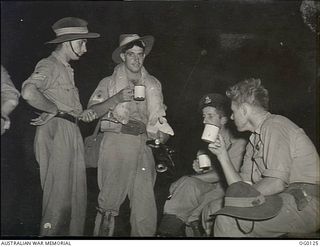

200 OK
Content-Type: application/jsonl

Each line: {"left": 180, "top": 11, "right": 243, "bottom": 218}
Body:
{"left": 61, "top": 42, "right": 69, "bottom": 51}
{"left": 220, "top": 116, "right": 228, "bottom": 125}
{"left": 241, "top": 103, "right": 250, "bottom": 116}
{"left": 120, "top": 53, "right": 125, "bottom": 62}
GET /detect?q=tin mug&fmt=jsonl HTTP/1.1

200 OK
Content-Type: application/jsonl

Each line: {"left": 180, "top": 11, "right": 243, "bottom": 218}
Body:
{"left": 197, "top": 153, "right": 211, "bottom": 169}
{"left": 134, "top": 85, "right": 145, "bottom": 101}
{"left": 201, "top": 124, "right": 220, "bottom": 143}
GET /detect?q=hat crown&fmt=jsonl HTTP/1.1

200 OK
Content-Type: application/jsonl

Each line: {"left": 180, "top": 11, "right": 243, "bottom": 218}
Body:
{"left": 112, "top": 34, "right": 154, "bottom": 63}
{"left": 46, "top": 17, "right": 100, "bottom": 44}
{"left": 52, "top": 17, "right": 88, "bottom": 30}
{"left": 199, "top": 93, "right": 228, "bottom": 110}
{"left": 119, "top": 34, "right": 143, "bottom": 47}
{"left": 213, "top": 181, "right": 283, "bottom": 220}
{"left": 226, "top": 181, "right": 261, "bottom": 198}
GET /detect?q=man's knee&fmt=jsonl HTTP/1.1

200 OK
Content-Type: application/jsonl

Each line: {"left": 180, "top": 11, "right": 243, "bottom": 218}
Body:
{"left": 176, "top": 176, "right": 201, "bottom": 188}
{"left": 169, "top": 176, "right": 195, "bottom": 194}
{"left": 213, "top": 215, "right": 235, "bottom": 237}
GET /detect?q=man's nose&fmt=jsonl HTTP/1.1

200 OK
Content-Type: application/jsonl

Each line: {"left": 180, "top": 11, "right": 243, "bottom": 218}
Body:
{"left": 133, "top": 55, "right": 139, "bottom": 61}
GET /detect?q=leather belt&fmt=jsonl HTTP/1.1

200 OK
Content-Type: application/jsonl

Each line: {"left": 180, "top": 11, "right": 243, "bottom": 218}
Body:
{"left": 55, "top": 112, "right": 78, "bottom": 125}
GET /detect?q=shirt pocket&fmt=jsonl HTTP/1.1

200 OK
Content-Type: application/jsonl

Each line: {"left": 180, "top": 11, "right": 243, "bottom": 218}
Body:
{"left": 54, "top": 80, "right": 80, "bottom": 103}
{"left": 44, "top": 77, "right": 79, "bottom": 109}
{"left": 59, "top": 81, "right": 77, "bottom": 94}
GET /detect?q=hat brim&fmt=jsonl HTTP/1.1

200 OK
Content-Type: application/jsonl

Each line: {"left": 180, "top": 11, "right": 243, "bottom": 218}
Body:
{"left": 46, "top": 33, "right": 100, "bottom": 44}
{"left": 112, "top": 35, "right": 154, "bottom": 64}
{"left": 212, "top": 194, "right": 283, "bottom": 221}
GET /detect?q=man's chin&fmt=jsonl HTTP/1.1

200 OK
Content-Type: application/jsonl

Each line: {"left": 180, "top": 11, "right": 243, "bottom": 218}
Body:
{"left": 129, "top": 68, "right": 141, "bottom": 73}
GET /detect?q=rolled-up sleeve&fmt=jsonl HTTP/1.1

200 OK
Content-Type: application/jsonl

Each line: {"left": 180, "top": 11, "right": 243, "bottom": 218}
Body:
{"left": 87, "top": 78, "right": 109, "bottom": 108}
{"left": 261, "top": 121, "right": 292, "bottom": 184}
{"left": 22, "top": 59, "right": 55, "bottom": 92}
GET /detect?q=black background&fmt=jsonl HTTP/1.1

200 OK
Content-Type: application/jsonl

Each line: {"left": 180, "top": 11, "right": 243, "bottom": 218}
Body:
{"left": 1, "top": 0, "right": 319, "bottom": 237}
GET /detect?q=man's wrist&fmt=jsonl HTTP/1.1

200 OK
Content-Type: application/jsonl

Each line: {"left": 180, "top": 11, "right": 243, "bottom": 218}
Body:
{"left": 217, "top": 150, "right": 229, "bottom": 163}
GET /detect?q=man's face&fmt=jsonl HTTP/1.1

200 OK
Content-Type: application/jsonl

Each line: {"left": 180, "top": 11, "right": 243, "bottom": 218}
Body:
{"left": 202, "top": 106, "right": 221, "bottom": 126}
{"left": 121, "top": 45, "right": 145, "bottom": 73}
{"left": 69, "top": 39, "right": 87, "bottom": 60}
{"left": 230, "top": 101, "right": 248, "bottom": 132}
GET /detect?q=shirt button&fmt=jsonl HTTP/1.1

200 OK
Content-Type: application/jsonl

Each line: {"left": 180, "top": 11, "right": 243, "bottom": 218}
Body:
{"left": 142, "top": 168, "right": 146, "bottom": 171}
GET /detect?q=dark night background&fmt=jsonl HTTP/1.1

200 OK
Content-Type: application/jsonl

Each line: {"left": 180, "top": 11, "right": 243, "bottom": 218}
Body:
{"left": 1, "top": 0, "right": 319, "bottom": 237}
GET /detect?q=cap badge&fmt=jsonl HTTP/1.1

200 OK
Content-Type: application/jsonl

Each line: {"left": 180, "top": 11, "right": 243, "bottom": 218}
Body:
{"left": 204, "top": 96, "right": 212, "bottom": 104}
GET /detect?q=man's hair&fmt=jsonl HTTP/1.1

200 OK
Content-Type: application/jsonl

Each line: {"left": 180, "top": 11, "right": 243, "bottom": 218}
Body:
{"left": 226, "top": 78, "right": 269, "bottom": 110}
{"left": 121, "top": 40, "right": 145, "bottom": 53}
{"left": 214, "top": 101, "right": 231, "bottom": 118}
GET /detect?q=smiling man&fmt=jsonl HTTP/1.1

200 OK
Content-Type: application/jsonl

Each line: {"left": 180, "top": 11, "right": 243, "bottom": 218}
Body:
{"left": 88, "top": 34, "right": 172, "bottom": 236}
{"left": 21, "top": 17, "right": 100, "bottom": 236}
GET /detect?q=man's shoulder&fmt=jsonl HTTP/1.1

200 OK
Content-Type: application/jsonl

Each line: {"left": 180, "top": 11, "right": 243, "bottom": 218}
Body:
{"left": 148, "top": 74, "right": 161, "bottom": 83}
{"left": 264, "top": 114, "right": 298, "bottom": 130}
{"left": 98, "top": 75, "right": 113, "bottom": 86}
{"left": 23, "top": 55, "right": 60, "bottom": 84}
{"left": 35, "top": 55, "right": 59, "bottom": 69}
{"left": 260, "top": 114, "right": 302, "bottom": 140}
{"left": 142, "top": 67, "right": 160, "bottom": 83}
{"left": 144, "top": 74, "right": 162, "bottom": 88}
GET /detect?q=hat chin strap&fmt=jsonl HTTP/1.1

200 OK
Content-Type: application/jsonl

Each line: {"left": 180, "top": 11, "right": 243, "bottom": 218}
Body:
{"left": 69, "top": 41, "right": 81, "bottom": 58}
{"left": 236, "top": 219, "right": 255, "bottom": 234}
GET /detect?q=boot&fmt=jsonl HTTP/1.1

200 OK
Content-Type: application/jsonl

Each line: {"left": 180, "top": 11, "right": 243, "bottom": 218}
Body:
{"left": 189, "top": 220, "right": 202, "bottom": 237}
{"left": 157, "top": 214, "right": 185, "bottom": 237}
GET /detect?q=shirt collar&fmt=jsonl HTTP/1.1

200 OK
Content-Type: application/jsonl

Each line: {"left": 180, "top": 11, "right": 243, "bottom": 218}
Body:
{"left": 254, "top": 112, "right": 271, "bottom": 135}
{"left": 249, "top": 112, "right": 271, "bottom": 146}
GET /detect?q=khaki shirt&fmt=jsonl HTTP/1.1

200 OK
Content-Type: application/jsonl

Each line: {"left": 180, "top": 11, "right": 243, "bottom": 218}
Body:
{"left": 22, "top": 52, "right": 82, "bottom": 116}
{"left": 240, "top": 113, "right": 319, "bottom": 185}
{"left": 1, "top": 65, "right": 20, "bottom": 105}
{"left": 89, "top": 76, "right": 148, "bottom": 124}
